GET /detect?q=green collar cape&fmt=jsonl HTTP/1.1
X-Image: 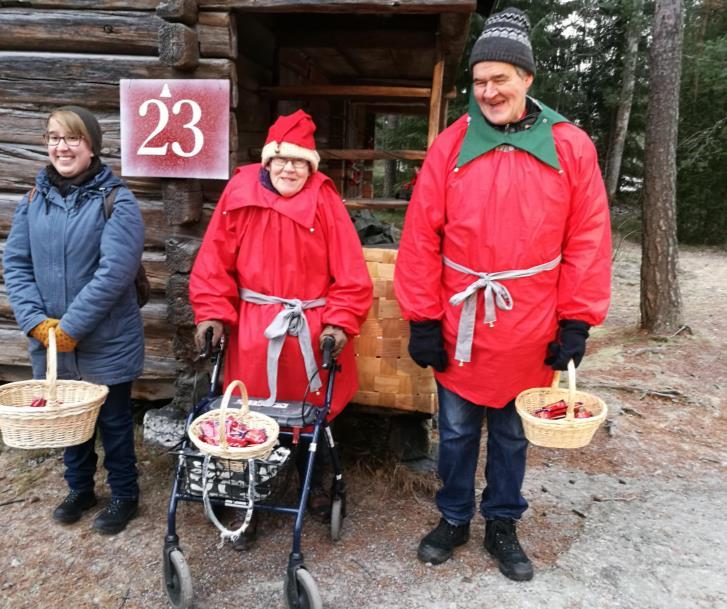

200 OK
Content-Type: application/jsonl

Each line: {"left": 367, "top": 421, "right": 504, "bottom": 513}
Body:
{"left": 456, "top": 92, "right": 570, "bottom": 171}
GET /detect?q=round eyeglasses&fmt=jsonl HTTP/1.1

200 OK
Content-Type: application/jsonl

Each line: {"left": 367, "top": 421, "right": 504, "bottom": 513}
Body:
{"left": 270, "top": 157, "right": 309, "bottom": 170}
{"left": 44, "top": 134, "right": 84, "bottom": 147}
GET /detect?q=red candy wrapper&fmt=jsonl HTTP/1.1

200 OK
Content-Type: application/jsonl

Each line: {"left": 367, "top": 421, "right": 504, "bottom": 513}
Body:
{"left": 197, "top": 415, "right": 268, "bottom": 447}
{"left": 533, "top": 399, "right": 592, "bottom": 420}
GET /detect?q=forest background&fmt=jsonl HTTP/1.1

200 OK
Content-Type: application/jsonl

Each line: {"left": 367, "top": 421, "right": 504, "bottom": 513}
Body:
{"left": 375, "top": 0, "right": 725, "bottom": 248}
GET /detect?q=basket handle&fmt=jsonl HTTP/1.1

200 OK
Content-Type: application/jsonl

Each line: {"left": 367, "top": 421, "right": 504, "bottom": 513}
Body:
{"left": 217, "top": 379, "right": 249, "bottom": 450}
{"left": 45, "top": 327, "right": 59, "bottom": 407}
{"left": 549, "top": 360, "right": 578, "bottom": 420}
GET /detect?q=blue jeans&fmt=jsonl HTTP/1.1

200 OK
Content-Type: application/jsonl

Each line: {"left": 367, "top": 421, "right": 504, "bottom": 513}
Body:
{"left": 435, "top": 382, "right": 528, "bottom": 524}
{"left": 64, "top": 382, "right": 139, "bottom": 500}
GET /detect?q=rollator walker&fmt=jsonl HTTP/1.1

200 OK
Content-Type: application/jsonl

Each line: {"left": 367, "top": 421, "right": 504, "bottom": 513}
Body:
{"left": 162, "top": 330, "right": 346, "bottom": 609}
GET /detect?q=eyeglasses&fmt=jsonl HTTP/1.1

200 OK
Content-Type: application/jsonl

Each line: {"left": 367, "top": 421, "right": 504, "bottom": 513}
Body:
{"left": 43, "top": 134, "right": 84, "bottom": 147}
{"left": 270, "top": 157, "right": 309, "bottom": 170}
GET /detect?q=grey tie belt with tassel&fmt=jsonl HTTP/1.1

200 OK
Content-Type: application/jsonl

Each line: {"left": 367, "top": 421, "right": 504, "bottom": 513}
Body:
{"left": 442, "top": 255, "right": 561, "bottom": 364}
{"left": 239, "top": 288, "right": 326, "bottom": 406}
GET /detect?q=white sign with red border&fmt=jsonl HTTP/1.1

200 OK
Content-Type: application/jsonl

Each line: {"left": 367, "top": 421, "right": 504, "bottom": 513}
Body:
{"left": 120, "top": 79, "right": 230, "bottom": 180}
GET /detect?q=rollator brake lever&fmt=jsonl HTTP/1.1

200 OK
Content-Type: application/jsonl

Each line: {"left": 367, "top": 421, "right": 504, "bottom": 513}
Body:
{"left": 321, "top": 335, "right": 335, "bottom": 370}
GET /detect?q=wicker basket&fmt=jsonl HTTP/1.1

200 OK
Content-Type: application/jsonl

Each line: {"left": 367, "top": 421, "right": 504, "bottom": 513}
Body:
{"left": 352, "top": 247, "right": 437, "bottom": 414}
{"left": 515, "top": 360, "right": 607, "bottom": 449}
{"left": 0, "top": 328, "right": 108, "bottom": 449}
{"left": 188, "top": 379, "right": 279, "bottom": 468}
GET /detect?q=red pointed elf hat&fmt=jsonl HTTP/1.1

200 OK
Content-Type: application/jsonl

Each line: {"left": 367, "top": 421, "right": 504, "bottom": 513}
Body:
{"left": 261, "top": 109, "right": 320, "bottom": 172}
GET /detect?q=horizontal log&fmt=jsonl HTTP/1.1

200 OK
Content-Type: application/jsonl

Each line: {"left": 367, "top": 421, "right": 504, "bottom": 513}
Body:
{"left": 197, "top": 0, "right": 475, "bottom": 13}
{"left": 0, "top": 287, "right": 169, "bottom": 336}
{"left": 3, "top": 2, "right": 159, "bottom": 8}
{"left": 197, "top": 11, "right": 237, "bottom": 59}
{"left": 156, "top": 0, "right": 198, "bottom": 25}
{"left": 277, "top": 29, "right": 435, "bottom": 50}
{"left": 0, "top": 9, "right": 162, "bottom": 55}
{"left": 0, "top": 325, "right": 175, "bottom": 374}
{"left": 251, "top": 148, "right": 427, "bottom": 161}
{"left": 260, "top": 84, "right": 432, "bottom": 100}
{"left": 343, "top": 197, "right": 409, "bottom": 210}
{"left": 0, "top": 52, "right": 238, "bottom": 109}
{"left": 0, "top": 191, "right": 168, "bottom": 243}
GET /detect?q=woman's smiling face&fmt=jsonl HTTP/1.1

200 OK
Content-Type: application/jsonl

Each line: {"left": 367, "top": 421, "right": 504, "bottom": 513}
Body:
{"left": 268, "top": 157, "right": 311, "bottom": 197}
{"left": 46, "top": 116, "right": 94, "bottom": 178}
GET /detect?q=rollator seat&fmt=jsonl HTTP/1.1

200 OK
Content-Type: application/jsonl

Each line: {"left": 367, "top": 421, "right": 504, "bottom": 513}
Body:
{"left": 206, "top": 395, "right": 318, "bottom": 428}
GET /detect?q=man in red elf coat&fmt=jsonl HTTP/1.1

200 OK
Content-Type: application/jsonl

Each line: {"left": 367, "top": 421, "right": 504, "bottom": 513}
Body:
{"left": 394, "top": 8, "right": 611, "bottom": 581}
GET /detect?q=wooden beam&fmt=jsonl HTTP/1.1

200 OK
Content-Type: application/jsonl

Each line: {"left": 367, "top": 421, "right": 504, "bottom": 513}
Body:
{"left": 197, "top": 0, "right": 476, "bottom": 13}
{"left": 260, "top": 84, "right": 432, "bottom": 100}
{"left": 322, "top": 149, "right": 427, "bottom": 161}
{"left": 158, "top": 22, "right": 200, "bottom": 70}
{"left": 439, "top": 12, "right": 473, "bottom": 91}
{"left": 197, "top": 11, "right": 237, "bottom": 59}
{"left": 428, "top": 44, "right": 445, "bottom": 147}
{"left": 156, "top": 0, "right": 198, "bottom": 25}
{"left": 343, "top": 197, "right": 409, "bottom": 210}
{"left": 0, "top": 9, "right": 162, "bottom": 55}
{"left": 276, "top": 29, "right": 435, "bottom": 49}
{"left": 0, "top": 52, "right": 237, "bottom": 109}
{"left": 4, "top": 1, "right": 159, "bottom": 8}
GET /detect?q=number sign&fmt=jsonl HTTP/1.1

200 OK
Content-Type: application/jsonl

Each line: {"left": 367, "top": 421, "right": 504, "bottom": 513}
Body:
{"left": 120, "top": 79, "right": 230, "bottom": 180}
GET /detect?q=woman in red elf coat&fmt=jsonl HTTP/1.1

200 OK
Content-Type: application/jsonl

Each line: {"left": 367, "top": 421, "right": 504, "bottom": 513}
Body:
{"left": 189, "top": 110, "right": 372, "bottom": 543}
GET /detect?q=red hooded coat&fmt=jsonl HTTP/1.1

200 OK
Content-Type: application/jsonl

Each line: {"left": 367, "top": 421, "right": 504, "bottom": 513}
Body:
{"left": 190, "top": 164, "right": 373, "bottom": 418}
{"left": 394, "top": 113, "right": 611, "bottom": 407}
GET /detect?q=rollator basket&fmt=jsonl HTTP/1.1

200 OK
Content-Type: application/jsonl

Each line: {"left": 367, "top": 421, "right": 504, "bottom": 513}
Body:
{"left": 188, "top": 379, "right": 279, "bottom": 468}
{"left": 0, "top": 328, "right": 108, "bottom": 449}
{"left": 515, "top": 361, "right": 607, "bottom": 449}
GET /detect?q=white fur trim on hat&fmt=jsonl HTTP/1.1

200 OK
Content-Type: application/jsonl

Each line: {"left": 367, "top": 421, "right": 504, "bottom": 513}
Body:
{"left": 261, "top": 141, "right": 320, "bottom": 172}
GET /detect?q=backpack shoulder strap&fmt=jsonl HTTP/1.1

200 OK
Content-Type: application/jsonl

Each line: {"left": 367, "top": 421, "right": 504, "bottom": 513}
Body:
{"left": 27, "top": 186, "right": 37, "bottom": 201}
{"left": 102, "top": 186, "right": 120, "bottom": 220}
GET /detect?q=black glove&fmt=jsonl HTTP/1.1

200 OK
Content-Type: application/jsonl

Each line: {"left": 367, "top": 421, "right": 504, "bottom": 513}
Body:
{"left": 544, "top": 319, "right": 590, "bottom": 370}
{"left": 408, "top": 320, "right": 448, "bottom": 372}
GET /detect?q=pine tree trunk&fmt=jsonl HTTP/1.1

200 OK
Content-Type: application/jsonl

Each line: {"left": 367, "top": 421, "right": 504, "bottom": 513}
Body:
{"left": 605, "top": 0, "right": 644, "bottom": 202}
{"left": 640, "top": 0, "right": 684, "bottom": 334}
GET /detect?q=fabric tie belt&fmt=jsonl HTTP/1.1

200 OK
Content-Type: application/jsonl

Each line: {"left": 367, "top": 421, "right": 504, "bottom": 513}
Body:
{"left": 443, "top": 255, "right": 561, "bottom": 363}
{"left": 240, "top": 288, "right": 326, "bottom": 406}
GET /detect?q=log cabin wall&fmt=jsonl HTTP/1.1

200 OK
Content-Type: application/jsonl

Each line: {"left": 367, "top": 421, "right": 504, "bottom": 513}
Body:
{"left": 0, "top": 0, "right": 478, "bottom": 413}
{"left": 0, "top": 1, "right": 258, "bottom": 404}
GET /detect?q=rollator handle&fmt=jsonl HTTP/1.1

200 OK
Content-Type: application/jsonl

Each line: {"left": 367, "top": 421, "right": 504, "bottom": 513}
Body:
{"left": 321, "top": 335, "right": 336, "bottom": 370}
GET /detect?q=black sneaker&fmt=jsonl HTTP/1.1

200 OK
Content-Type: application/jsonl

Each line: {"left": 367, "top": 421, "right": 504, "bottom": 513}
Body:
{"left": 52, "top": 490, "right": 97, "bottom": 524}
{"left": 92, "top": 498, "right": 139, "bottom": 535}
{"left": 484, "top": 518, "right": 534, "bottom": 581}
{"left": 417, "top": 517, "right": 470, "bottom": 565}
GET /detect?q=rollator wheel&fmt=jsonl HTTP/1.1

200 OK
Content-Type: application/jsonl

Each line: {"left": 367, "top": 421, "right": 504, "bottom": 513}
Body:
{"left": 163, "top": 548, "right": 194, "bottom": 609}
{"left": 284, "top": 567, "right": 322, "bottom": 609}
{"left": 330, "top": 497, "right": 343, "bottom": 541}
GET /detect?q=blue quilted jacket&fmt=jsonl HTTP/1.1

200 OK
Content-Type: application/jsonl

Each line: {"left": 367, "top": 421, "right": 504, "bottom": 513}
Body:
{"left": 3, "top": 164, "right": 145, "bottom": 385}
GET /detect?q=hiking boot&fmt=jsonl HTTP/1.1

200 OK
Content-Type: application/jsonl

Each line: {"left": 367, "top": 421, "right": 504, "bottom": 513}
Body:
{"left": 484, "top": 518, "right": 534, "bottom": 581}
{"left": 417, "top": 517, "right": 470, "bottom": 565}
{"left": 231, "top": 512, "right": 258, "bottom": 552}
{"left": 52, "top": 490, "right": 97, "bottom": 524}
{"left": 92, "top": 498, "right": 138, "bottom": 535}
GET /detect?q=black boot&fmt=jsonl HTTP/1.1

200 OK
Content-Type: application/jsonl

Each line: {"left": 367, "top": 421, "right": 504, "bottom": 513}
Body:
{"left": 484, "top": 518, "right": 534, "bottom": 581}
{"left": 417, "top": 517, "right": 470, "bottom": 565}
{"left": 92, "top": 498, "right": 138, "bottom": 535}
{"left": 52, "top": 489, "right": 97, "bottom": 524}
{"left": 231, "top": 512, "right": 258, "bottom": 552}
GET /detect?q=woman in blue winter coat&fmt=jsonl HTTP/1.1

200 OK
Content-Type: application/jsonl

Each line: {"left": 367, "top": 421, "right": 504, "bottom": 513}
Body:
{"left": 3, "top": 106, "right": 145, "bottom": 535}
